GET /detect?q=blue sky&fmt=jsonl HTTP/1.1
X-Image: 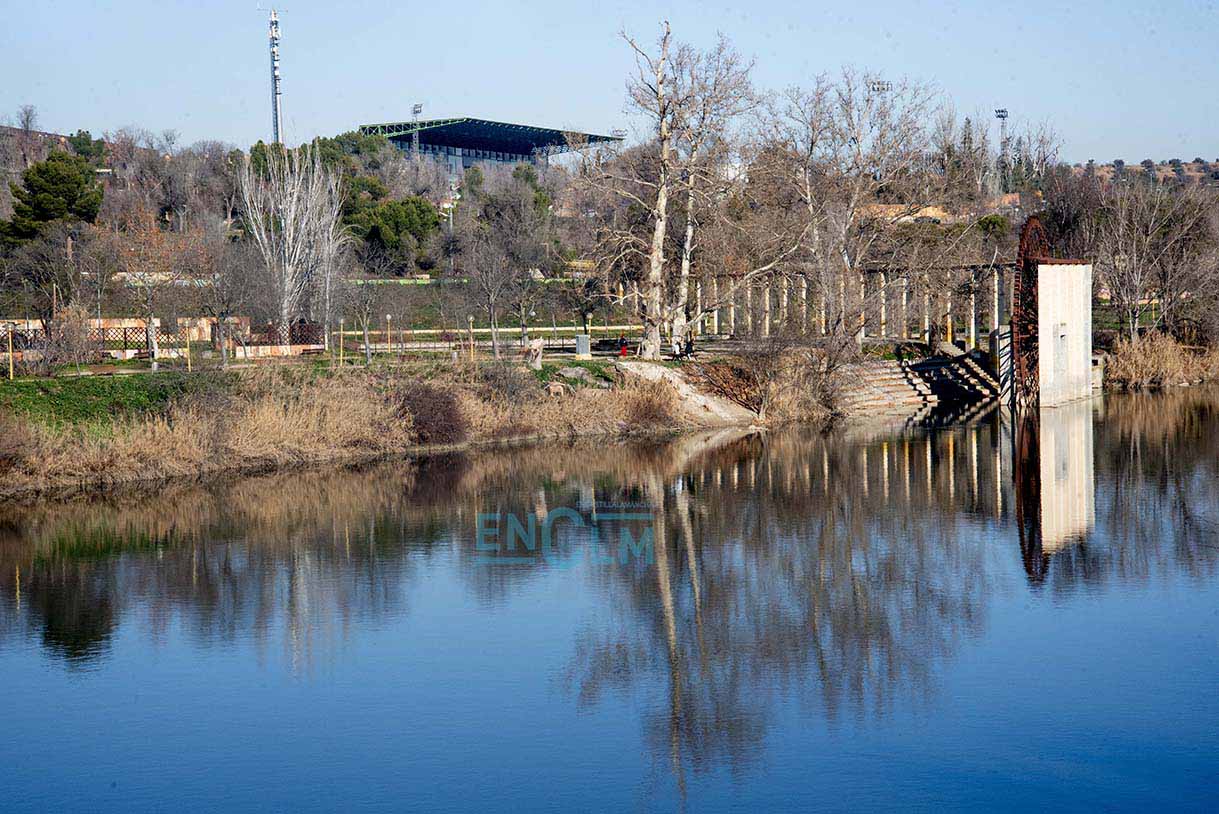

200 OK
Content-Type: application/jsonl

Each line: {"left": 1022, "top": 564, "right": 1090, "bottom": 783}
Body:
{"left": 2, "top": 0, "right": 1215, "bottom": 163}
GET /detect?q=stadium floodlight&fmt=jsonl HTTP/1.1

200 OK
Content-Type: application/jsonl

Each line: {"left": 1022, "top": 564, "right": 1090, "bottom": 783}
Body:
{"left": 411, "top": 103, "right": 423, "bottom": 152}
{"left": 868, "top": 80, "right": 893, "bottom": 94}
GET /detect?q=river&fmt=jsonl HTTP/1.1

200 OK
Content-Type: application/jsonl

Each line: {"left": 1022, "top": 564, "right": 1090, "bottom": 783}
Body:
{"left": 1, "top": 390, "right": 1216, "bottom": 811}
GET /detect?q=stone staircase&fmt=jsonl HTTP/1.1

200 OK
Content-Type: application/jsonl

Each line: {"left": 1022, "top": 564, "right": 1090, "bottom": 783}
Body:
{"left": 835, "top": 354, "right": 1000, "bottom": 418}
{"left": 833, "top": 360, "right": 939, "bottom": 416}
{"left": 909, "top": 354, "right": 1000, "bottom": 404}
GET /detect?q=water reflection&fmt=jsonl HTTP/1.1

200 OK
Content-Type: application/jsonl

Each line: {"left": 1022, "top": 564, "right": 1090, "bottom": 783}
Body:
{"left": 1015, "top": 400, "right": 1097, "bottom": 583}
{"left": 0, "top": 390, "right": 1217, "bottom": 793}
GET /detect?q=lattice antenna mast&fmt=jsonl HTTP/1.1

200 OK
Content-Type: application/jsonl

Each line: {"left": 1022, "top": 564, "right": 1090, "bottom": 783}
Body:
{"left": 269, "top": 9, "right": 283, "bottom": 144}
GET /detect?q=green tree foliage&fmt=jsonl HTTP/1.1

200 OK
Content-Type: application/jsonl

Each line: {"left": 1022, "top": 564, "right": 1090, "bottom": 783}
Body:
{"left": 976, "top": 214, "right": 1010, "bottom": 240}
{"left": 247, "top": 140, "right": 288, "bottom": 177}
{"left": 66, "top": 130, "right": 106, "bottom": 165}
{"left": 3, "top": 151, "right": 103, "bottom": 246}
{"left": 304, "top": 131, "right": 443, "bottom": 273}
{"left": 312, "top": 131, "right": 394, "bottom": 174}
{"left": 346, "top": 195, "right": 440, "bottom": 268}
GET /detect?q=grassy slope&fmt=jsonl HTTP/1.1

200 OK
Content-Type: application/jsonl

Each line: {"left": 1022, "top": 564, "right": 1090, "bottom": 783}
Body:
{"left": 0, "top": 372, "right": 236, "bottom": 427}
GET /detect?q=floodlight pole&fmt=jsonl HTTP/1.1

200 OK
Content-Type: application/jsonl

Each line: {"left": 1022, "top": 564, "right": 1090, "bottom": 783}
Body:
{"left": 411, "top": 103, "right": 423, "bottom": 154}
{"left": 995, "top": 108, "right": 1009, "bottom": 192}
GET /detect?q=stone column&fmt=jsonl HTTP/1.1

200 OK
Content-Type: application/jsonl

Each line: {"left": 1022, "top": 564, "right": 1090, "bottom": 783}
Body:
{"left": 969, "top": 275, "right": 978, "bottom": 349}
{"left": 798, "top": 276, "right": 808, "bottom": 334}
{"left": 945, "top": 285, "right": 954, "bottom": 343}
{"left": 993, "top": 267, "right": 1005, "bottom": 330}
{"left": 879, "top": 271, "right": 888, "bottom": 337}
{"left": 761, "top": 282, "right": 771, "bottom": 337}
{"left": 858, "top": 273, "right": 867, "bottom": 340}
{"left": 709, "top": 277, "right": 720, "bottom": 334}
{"left": 744, "top": 284, "right": 753, "bottom": 334}
{"left": 778, "top": 279, "right": 789, "bottom": 330}
{"left": 901, "top": 274, "right": 910, "bottom": 339}
{"left": 727, "top": 281, "right": 736, "bottom": 335}
{"left": 838, "top": 272, "right": 847, "bottom": 334}
{"left": 922, "top": 287, "right": 931, "bottom": 342}
{"left": 695, "top": 280, "right": 703, "bottom": 336}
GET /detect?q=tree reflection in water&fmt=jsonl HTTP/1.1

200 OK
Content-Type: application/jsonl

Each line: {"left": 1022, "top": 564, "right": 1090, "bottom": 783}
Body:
{"left": 0, "top": 390, "right": 1216, "bottom": 785}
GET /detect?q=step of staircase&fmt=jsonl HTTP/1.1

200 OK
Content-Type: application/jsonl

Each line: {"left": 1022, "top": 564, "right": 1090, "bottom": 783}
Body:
{"left": 833, "top": 360, "right": 939, "bottom": 416}
{"left": 835, "top": 356, "right": 1001, "bottom": 418}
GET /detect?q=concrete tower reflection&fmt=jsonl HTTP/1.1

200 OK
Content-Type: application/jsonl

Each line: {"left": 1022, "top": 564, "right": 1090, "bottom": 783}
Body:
{"left": 1015, "top": 399, "right": 1097, "bottom": 583}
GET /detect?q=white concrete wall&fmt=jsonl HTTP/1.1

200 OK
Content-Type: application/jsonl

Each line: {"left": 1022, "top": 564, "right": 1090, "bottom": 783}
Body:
{"left": 1036, "top": 263, "right": 1093, "bottom": 406}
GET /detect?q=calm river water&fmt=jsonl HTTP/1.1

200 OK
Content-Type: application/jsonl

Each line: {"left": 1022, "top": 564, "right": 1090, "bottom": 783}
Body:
{"left": 1, "top": 390, "right": 1217, "bottom": 812}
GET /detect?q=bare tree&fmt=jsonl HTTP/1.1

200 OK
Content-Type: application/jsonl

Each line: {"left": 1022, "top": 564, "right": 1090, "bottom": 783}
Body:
{"left": 459, "top": 167, "right": 557, "bottom": 358}
{"left": 346, "top": 255, "right": 394, "bottom": 365}
{"left": 16, "top": 104, "right": 39, "bottom": 169}
{"left": 574, "top": 22, "right": 680, "bottom": 359}
{"left": 192, "top": 226, "right": 258, "bottom": 368}
{"left": 239, "top": 144, "right": 346, "bottom": 337}
{"left": 750, "top": 70, "right": 938, "bottom": 339}
{"left": 667, "top": 34, "right": 755, "bottom": 342}
{"left": 1094, "top": 182, "right": 1217, "bottom": 340}
{"left": 115, "top": 205, "right": 192, "bottom": 370}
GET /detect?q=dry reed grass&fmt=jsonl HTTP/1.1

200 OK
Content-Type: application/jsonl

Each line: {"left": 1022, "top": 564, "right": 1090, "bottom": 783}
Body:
{"left": 0, "top": 365, "right": 690, "bottom": 498}
{"left": 1106, "top": 334, "right": 1219, "bottom": 390}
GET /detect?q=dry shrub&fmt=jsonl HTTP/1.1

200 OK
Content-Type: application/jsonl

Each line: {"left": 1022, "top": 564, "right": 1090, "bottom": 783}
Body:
{"left": 689, "top": 360, "right": 763, "bottom": 412}
{"left": 619, "top": 380, "right": 679, "bottom": 428}
{"left": 23, "top": 412, "right": 212, "bottom": 487}
{"left": 221, "top": 370, "right": 414, "bottom": 466}
{"left": 453, "top": 378, "right": 682, "bottom": 442}
{"left": 472, "top": 362, "right": 541, "bottom": 403}
{"left": 1107, "top": 333, "right": 1219, "bottom": 390}
{"left": 0, "top": 413, "right": 34, "bottom": 474}
{"left": 695, "top": 348, "right": 830, "bottom": 423}
{"left": 397, "top": 382, "right": 467, "bottom": 446}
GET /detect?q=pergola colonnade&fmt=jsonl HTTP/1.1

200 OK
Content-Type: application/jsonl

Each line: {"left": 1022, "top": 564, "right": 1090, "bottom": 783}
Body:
{"left": 678, "top": 262, "right": 1017, "bottom": 348}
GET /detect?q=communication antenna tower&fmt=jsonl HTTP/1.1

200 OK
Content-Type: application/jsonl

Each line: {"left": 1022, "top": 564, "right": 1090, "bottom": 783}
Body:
{"left": 269, "top": 9, "right": 283, "bottom": 144}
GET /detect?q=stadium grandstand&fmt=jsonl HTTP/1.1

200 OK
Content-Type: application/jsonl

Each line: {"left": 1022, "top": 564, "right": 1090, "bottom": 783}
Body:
{"left": 358, "top": 117, "right": 621, "bottom": 175}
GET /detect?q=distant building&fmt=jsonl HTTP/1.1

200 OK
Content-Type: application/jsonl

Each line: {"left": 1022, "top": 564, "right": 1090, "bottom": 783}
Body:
{"left": 358, "top": 117, "right": 620, "bottom": 176}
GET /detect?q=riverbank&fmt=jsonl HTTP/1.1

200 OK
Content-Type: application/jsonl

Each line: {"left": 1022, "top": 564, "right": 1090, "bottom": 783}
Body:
{"left": 0, "top": 359, "right": 775, "bottom": 502}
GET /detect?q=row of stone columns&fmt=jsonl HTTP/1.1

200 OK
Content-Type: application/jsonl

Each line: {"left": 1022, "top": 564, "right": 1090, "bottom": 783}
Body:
{"left": 686, "top": 268, "right": 1011, "bottom": 348}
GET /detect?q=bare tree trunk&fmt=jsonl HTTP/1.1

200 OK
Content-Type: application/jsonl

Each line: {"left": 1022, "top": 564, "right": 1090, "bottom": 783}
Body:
{"left": 145, "top": 318, "right": 160, "bottom": 372}
{"left": 672, "top": 183, "right": 697, "bottom": 343}
{"left": 219, "top": 321, "right": 229, "bottom": 369}
{"left": 489, "top": 304, "right": 501, "bottom": 360}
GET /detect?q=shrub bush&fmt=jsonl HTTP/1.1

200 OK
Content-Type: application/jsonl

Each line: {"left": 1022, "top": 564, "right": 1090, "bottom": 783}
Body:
{"left": 397, "top": 382, "right": 468, "bottom": 445}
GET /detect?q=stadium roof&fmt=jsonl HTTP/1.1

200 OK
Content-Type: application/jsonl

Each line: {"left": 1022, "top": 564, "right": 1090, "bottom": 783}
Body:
{"left": 358, "top": 117, "right": 621, "bottom": 156}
